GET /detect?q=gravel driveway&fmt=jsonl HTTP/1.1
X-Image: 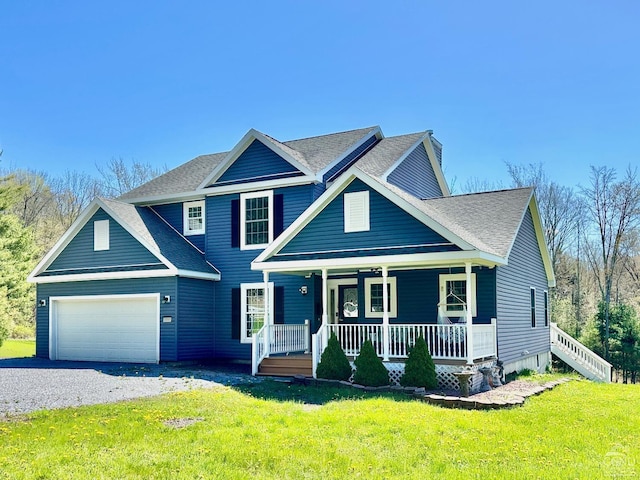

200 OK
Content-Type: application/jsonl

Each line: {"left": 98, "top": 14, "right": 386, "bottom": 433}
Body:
{"left": 0, "top": 357, "right": 259, "bottom": 416}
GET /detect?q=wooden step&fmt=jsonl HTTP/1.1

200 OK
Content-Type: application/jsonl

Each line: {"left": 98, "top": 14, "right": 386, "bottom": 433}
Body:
{"left": 258, "top": 355, "right": 313, "bottom": 377}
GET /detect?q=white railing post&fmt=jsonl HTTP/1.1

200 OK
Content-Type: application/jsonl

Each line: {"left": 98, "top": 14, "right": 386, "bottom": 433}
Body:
{"left": 382, "top": 266, "right": 390, "bottom": 361}
{"left": 465, "top": 263, "right": 474, "bottom": 364}
{"left": 304, "top": 319, "right": 310, "bottom": 353}
{"left": 251, "top": 334, "right": 259, "bottom": 375}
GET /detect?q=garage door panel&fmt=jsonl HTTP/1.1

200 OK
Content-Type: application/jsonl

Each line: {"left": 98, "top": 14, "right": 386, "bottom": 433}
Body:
{"left": 54, "top": 296, "right": 159, "bottom": 363}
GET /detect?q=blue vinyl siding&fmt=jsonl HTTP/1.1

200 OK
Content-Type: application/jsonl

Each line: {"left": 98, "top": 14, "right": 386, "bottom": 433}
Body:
{"left": 387, "top": 143, "right": 443, "bottom": 199}
{"left": 35, "top": 277, "right": 178, "bottom": 361}
{"left": 214, "top": 140, "right": 303, "bottom": 186}
{"left": 279, "top": 179, "right": 456, "bottom": 255}
{"left": 152, "top": 202, "right": 205, "bottom": 251}
{"left": 323, "top": 134, "right": 378, "bottom": 182}
{"left": 45, "top": 209, "right": 165, "bottom": 274}
{"left": 495, "top": 208, "right": 550, "bottom": 367}
{"left": 176, "top": 277, "right": 215, "bottom": 360}
{"left": 206, "top": 185, "right": 315, "bottom": 360}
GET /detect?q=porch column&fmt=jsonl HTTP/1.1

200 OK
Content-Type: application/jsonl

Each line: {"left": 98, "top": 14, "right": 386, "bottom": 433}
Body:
{"left": 382, "top": 266, "right": 390, "bottom": 361}
{"left": 321, "top": 269, "right": 328, "bottom": 326}
{"left": 263, "top": 271, "right": 270, "bottom": 358}
{"left": 465, "top": 262, "right": 474, "bottom": 364}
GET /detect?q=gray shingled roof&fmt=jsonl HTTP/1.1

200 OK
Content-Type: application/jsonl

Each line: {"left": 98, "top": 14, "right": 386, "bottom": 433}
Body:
{"left": 354, "top": 132, "right": 427, "bottom": 178}
{"left": 100, "top": 198, "right": 219, "bottom": 275}
{"left": 119, "top": 127, "right": 378, "bottom": 201}
{"left": 363, "top": 173, "right": 532, "bottom": 258}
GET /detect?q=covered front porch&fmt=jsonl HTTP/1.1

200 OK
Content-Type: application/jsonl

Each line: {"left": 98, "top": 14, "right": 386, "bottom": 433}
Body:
{"left": 251, "top": 261, "right": 498, "bottom": 379}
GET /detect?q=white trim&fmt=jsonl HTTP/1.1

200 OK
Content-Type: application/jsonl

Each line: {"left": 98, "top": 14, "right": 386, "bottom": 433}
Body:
{"left": 93, "top": 220, "right": 110, "bottom": 251}
{"left": 422, "top": 134, "right": 451, "bottom": 197}
{"left": 273, "top": 242, "right": 455, "bottom": 257}
{"left": 240, "top": 282, "right": 274, "bottom": 344}
{"left": 254, "top": 250, "right": 505, "bottom": 274}
{"left": 31, "top": 268, "right": 220, "bottom": 284}
{"left": 364, "top": 276, "right": 397, "bottom": 318}
{"left": 42, "top": 262, "right": 165, "bottom": 273}
{"left": 183, "top": 200, "right": 205, "bottom": 236}
{"left": 438, "top": 273, "right": 477, "bottom": 317}
{"left": 198, "top": 129, "right": 315, "bottom": 189}
{"left": 240, "top": 190, "right": 274, "bottom": 250}
{"left": 253, "top": 168, "right": 478, "bottom": 267}
{"left": 49, "top": 293, "right": 160, "bottom": 363}
{"left": 343, "top": 191, "right": 370, "bottom": 233}
{"left": 543, "top": 289, "right": 549, "bottom": 327}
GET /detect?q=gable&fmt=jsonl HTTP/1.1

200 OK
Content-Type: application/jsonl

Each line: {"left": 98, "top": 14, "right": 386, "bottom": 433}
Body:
{"left": 387, "top": 143, "right": 443, "bottom": 199}
{"left": 42, "top": 208, "right": 166, "bottom": 276}
{"left": 276, "top": 178, "right": 459, "bottom": 259}
{"left": 212, "top": 139, "right": 305, "bottom": 186}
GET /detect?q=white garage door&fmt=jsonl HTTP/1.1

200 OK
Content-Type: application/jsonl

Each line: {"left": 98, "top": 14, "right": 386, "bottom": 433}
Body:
{"left": 52, "top": 294, "right": 159, "bottom": 363}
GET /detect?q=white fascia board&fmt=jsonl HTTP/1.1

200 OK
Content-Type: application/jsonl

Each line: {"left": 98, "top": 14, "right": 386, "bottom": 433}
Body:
{"left": 380, "top": 132, "right": 430, "bottom": 182}
{"left": 28, "top": 200, "right": 102, "bottom": 279}
{"left": 30, "top": 269, "right": 179, "bottom": 284}
{"left": 528, "top": 195, "right": 556, "bottom": 288}
{"left": 252, "top": 250, "right": 506, "bottom": 274}
{"left": 315, "top": 126, "right": 383, "bottom": 180}
{"left": 176, "top": 269, "right": 220, "bottom": 281}
{"left": 422, "top": 134, "right": 450, "bottom": 197}
{"left": 197, "top": 129, "right": 314, "bottom": 189}
{"left": 123, "top": 192, "right": 206, "bottom": 206}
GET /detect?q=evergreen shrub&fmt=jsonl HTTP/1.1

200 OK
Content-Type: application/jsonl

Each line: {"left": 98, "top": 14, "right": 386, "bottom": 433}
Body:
{"left": 399, "top": 335, "right": 438, "bottom": 389}
{"left": 316, "top": 332, "right": 352, "bottom": 381}
{"left": 353, "top": 339, "right": 389, "bottom": 386}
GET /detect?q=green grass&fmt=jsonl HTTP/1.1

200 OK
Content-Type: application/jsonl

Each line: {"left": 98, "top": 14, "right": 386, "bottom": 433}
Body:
{"left": 0, "top": 377, "right": 638, "bottom": 479}
{"left": 0, "top": 339, "right": 35, "bottom": 359}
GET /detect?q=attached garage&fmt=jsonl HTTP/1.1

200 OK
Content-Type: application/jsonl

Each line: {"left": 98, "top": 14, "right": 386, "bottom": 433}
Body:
{"left": 50, "top": 294, "right": 160, "bottom": 363}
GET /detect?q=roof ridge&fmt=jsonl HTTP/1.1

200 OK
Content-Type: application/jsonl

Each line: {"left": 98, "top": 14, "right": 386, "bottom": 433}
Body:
{"left": 282, "top": 126, "right": 379, "bottom": 144}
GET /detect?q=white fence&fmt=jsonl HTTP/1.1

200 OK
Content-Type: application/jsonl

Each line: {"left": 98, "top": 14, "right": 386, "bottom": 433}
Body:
{"left": 251, "top": 321, "right": 310, "bottom": 375}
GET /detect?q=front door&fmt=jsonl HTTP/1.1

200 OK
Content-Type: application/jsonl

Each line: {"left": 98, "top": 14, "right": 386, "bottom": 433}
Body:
{"left": 338, "top": 285, "right": 358, "bottom": 323}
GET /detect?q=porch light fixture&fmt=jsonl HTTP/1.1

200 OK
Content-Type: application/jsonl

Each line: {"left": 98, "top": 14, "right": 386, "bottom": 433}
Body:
{"left": 299, "top": 286, "right": 308, "bottom": 296}
{"left": 38, "top": 299, "right": 47, "bottom": 307}
{"left": 162, "top": 295, "right": 171, "bottom": 304}
{"left": 370, "top": 267, "right": 381, "bottom": 274}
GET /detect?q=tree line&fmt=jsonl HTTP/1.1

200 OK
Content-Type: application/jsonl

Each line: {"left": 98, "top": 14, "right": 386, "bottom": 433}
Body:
{"left": 0, "top": 156, "right": 165, "bottom": 344}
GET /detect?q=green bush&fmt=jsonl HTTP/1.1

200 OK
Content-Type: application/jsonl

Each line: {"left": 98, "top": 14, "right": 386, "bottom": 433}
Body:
{"left": 399, "top": 335, "right": 437, "bottom": 389}
{"left": 353, "top": 339, "right": 389, "bottom": 387}
{"left": 316, "top": 332, "right": 352, "bottom": 381}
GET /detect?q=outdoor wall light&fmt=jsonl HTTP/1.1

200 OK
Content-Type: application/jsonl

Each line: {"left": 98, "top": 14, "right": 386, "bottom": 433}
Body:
{"left": 162, "top": 295, "right": 171, "bottom": 303}
{"left": 38, "top": 299, "right": 47, "bottom": 307}
{"left": 299, "top": 286, "right": 308, "bottom": 296}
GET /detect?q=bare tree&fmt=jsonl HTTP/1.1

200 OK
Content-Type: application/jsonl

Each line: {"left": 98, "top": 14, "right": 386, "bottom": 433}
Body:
{"left": 96, "top": 157, "right": 166, "bottom": 198}
{"left": 582, "top": 166, "right": 640, "bottom": 359}
{"left": 51, "top": 170, "right": 102, "bottom": 230}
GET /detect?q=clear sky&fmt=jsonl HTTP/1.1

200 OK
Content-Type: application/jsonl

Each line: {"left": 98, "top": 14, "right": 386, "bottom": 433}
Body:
{"left": 1, "top": 1, "right": 639, "bottom": 191}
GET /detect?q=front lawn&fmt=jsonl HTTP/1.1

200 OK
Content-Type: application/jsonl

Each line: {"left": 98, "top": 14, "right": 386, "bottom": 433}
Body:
{"left": 0, "top": 339, "right": 35, "bottom": 359}
{"left": 0, "top": 378, "right": 638, "bottom": 479}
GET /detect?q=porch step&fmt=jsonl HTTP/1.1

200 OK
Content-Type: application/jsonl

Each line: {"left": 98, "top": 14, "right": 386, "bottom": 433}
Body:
{"left": 258, "top": 355, "right": 313, "bottom": 377}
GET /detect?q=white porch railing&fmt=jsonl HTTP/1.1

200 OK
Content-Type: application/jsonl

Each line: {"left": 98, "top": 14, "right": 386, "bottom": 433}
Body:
{"left": 251, "top": 321, "right": 310, "bottom": 375}
{"left": 550, "top": 323, "right": 612, "bottom": 382}
{"left": 312, "top": 321, "right": 497, "bottom": 376}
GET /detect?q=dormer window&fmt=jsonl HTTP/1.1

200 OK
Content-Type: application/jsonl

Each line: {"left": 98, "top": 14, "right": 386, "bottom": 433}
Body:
{"left": 183, "top": 200, "right": 205, "bottom": 236}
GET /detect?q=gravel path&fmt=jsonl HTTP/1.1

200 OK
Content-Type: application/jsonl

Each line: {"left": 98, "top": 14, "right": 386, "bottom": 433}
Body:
{"left": 0, "top": 357, "right": 260, "bottom": 416}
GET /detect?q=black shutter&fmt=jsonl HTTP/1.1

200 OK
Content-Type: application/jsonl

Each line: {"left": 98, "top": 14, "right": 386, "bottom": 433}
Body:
{"left": 231, "top": 199, "right": 240, "bottom": 248}
{"left": 274, "top": 286, "right": 285, "bottom": 324}
{"left": 231, "top": 287, "right": 241, "bottom": 340}
{"left": 274, "top": 194, "right": 284, "bottom": 238}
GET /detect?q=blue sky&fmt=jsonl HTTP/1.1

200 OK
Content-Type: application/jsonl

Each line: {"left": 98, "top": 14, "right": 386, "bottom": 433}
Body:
{"left": 1, "top": 1, "right": 639, "bottom": 191}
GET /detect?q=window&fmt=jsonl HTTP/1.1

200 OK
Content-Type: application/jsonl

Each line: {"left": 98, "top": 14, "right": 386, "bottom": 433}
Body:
{"left": 530, "top": 288, "right": 536, "bottom": 328}
{"left": 93, "top": 220, "right": 109, "bottom": 251}
{"left": 364, "top": 277, "right": 397, "bottom": 318}
{"left": 240, "top": 282, "right": 274, "bottom": 343}
{"left": 439, "top": 273, "right": 477, "bottom": 317}
{"left": 543, "top": 290, "right": 549, "bottom": 327}
{"left": 183, "top": 200, "right": 205, "bottom": 235}
{"left": 240, "top": 190, "right": 273, "bottom": 249}
{"left": 344, "top": 191, "right": 370, "bottom": 233}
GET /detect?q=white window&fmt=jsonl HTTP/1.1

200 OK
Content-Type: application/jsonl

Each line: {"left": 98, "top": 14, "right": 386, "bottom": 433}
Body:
{"left": 241, "top": 282, "right": 274, "bottom": 343}
{"left": 531, "top": 288, "right": 537, "bottom": 328}
{"left": 364, "top": 277, "right": 397, "bottom": 318}
{"left": 439, "top": 273, "right": 477, "bottom": 317}
{"left": 544, "top": 290, "right": 549, "bottom": 327}
{"left": 183, "top": 200, "right": 205, "bottom": 236}
{"left": 240, "top": 190, "right": 273, "bottom": 250}
{"left": 344, "top": 191, "right": 370, "bottom": 233}
{"left": 93, "top": 220, "right": 110, "bottom": 251}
